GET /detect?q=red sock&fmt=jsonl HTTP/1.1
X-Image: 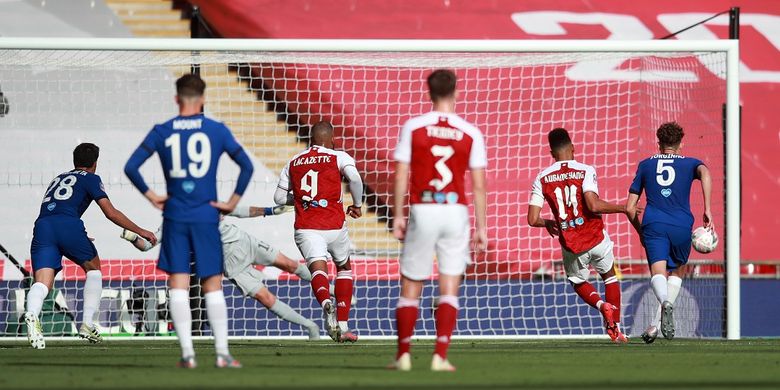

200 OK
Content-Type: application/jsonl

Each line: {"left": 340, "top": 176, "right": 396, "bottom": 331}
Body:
{"left": 434, "top": 295, "right": 459, "bottom": 359}
{"left": 310, "top": 270, "right": 331, "bottom": 306}
{"left": 571, "top": 281, "right": 603, "bottom": 309}
{"left": 604, "top": 276, "right": 621, "bottom": 322}
{"left": 335, "top": 270, "right": 353, "bottom": 322}
{"left": 396, "top": 298, "right": 419, "bottom": 359}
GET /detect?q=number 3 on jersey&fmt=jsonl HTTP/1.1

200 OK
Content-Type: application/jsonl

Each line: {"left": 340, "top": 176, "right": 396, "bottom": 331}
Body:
{"left": 553, "top": 185, "right": 579, "bottom": 220}
{"left": 165, "top": 133, "right": 211, "bottom": 178}
{"left": 429, "top": 145, "right": 454, "bottom": 191}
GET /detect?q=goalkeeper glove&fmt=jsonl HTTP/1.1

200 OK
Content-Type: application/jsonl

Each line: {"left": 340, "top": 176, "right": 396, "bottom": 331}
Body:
{"left": 120, "top": 229, "right": 153, "bottom": 251}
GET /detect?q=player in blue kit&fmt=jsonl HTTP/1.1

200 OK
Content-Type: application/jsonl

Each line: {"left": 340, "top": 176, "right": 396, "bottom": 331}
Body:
{"left": 124, "top": 74, "right": 254, "bottom": 368}
{"left": 25, "top": 143, "right": 157, "bottom": 350}
{"left": 625, "top": 122, "right": 712, "bottom": 342}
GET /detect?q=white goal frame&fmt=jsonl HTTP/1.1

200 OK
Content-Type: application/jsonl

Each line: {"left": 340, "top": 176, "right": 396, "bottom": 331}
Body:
{"left": 0, "top": 37, "right": 741, "bottom": 340}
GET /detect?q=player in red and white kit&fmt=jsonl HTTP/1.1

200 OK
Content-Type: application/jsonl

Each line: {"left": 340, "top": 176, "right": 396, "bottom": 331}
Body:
{"left": 390, "top": 69, "right": 488, "bottom": 372}
{"left": 526, "top": 128, "right": 628, "bottom": 343}
{"left": 274, "top": 121, "right": 363, "bottom": 343}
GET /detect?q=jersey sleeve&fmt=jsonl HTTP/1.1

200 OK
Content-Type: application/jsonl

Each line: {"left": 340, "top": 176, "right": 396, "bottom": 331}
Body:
{"left": 529, "top": 174, "right": 545, "bottom": 207}
{"left": 629, "top": 163, "right": 644, "bottom": 195}
{"left": 273, "top": 162, "right": 292, "bottom": 206}
{"left": 469, "top": 131, "right": 488, "bottom": 169}
{"left": 86, "top": 174, "right": 109, "bottom": 201}
{"left": 582, "top": 166, "right": 599, "bottom": 195}
{"left": 393, "top": 122, "right": 413, "bottom": 163}
{"left": 337, "top": 152, "right": 357, "bottom": 172}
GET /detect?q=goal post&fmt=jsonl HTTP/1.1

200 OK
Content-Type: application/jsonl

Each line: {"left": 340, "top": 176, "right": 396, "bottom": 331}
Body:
{"left": 0, "top": 38, "right": 740, "bottom": 340}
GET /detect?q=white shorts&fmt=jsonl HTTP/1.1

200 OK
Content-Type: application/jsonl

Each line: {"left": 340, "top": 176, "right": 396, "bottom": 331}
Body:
{"left": 294, "top": 226, "right": 351, "bottom": 266}
{"left": 222, "top": 234, "right": 280, "bottom": 277}
{"left": 228, "top": 267, "right": 267, "bottom": 297}
{"left": 561, "top": 232, "right": 615, "bottom": 284}
{"left": 400, "top": 204, "right": 471, "bottom": 280}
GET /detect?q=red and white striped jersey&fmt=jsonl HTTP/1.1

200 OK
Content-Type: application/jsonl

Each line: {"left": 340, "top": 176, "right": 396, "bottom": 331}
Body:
{"left": 529, "top": 160, "right": 605, "bottom": 254}
{"left": 393, "top": 111, "right": 487, "bottom": 205}
{"left": 278, "top": 146, "right": 356, "bottom": 230}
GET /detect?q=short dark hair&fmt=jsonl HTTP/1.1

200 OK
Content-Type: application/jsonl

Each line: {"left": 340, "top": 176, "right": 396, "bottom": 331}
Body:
{"left": 73, "top": 143, "right": 99, "bottom": 168}
{"left": 657, "top": 121, "right": 684, "bottom": 148}
{"left": 427, "top": 69, "right": 457, "bottom": 102}
{"left": 176, "top": 74, "right": 206, "bottom": 98}
{"left": 548, "top": 128, "right": 572, "bottom": 151}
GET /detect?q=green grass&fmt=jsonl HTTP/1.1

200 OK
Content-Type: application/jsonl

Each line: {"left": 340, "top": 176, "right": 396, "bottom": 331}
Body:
{"left": 1, "top": 339, "right": 779, "bottom": 389}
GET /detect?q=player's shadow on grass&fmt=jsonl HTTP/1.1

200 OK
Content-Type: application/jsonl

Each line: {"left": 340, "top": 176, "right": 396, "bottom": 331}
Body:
{"left": 4, "top": 361, "right": 160, "bottom": 369}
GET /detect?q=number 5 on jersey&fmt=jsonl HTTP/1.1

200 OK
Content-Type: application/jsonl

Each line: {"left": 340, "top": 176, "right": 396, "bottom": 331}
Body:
{"left": 165, "top": 133, "right": 211, "bottom": 178}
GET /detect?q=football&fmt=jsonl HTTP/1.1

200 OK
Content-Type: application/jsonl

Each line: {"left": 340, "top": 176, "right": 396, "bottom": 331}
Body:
{"left": 692, "top": 226, "right": 718, "bottom": 253}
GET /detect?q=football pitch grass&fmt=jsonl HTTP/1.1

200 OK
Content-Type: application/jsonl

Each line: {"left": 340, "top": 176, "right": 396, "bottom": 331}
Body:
{"left": 1, "top": 339, "right": 779, "bottom": 389}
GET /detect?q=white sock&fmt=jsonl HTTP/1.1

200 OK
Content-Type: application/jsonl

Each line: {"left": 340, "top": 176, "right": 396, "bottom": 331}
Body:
{"left": 339, "top": 320, "right": 349, "bottom": 330}
{"left": 295, "top": 264, "right": 312, "bottom": 281}
{"left": 650, "top": 274, "right": 668, "bottom": 303}
{"left": 269, "top": 300, "right": 317, "bottom": 329}
{"left": 169, "top": 289, "right": 195, "bottom": 358}
{"left": 26, "top": 282, "right": 48, "bottom": 316}
{"left": 655, "top": 275, "right": 683, "bottom": 326}
{"left": 82, "top": 270, "right": 102, "bottom": 328}
{"left": 205, "top": 290, "right": 229, "bottom": 356}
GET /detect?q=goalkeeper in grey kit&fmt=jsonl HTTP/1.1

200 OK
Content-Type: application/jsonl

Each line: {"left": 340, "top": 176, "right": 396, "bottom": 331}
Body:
{"left": 122, "top": 205, "right": 321, "bottom": 340}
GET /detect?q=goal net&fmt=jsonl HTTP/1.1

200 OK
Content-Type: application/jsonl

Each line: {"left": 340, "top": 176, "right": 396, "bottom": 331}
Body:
{"left": 0, "top": 40, "right": 738, "bottom": 340}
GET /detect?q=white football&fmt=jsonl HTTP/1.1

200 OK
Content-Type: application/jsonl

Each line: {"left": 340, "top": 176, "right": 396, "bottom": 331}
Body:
{"left": 692, "top": 226, "right": 718, "bottom": 254}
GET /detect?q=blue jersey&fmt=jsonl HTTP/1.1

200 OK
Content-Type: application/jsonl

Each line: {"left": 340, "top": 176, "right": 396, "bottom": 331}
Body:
{"left": 124, "top": 113, "right": 254, "bottom": 223}
{"left": 36, "top": 169, "right": 108, "bottom": 221}
{"left": 629, "top": 154, "right": 704, "bottom": 229}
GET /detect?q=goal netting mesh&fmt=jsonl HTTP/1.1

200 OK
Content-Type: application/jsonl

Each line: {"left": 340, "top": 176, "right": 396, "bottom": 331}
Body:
{"left": 0, "top": 48, "right": 727, "bottom": 339}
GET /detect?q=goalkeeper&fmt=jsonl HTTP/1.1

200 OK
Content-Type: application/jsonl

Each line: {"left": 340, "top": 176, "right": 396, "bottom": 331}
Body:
{"left": 122, "top": 205, "right": 320, "bottom": 340}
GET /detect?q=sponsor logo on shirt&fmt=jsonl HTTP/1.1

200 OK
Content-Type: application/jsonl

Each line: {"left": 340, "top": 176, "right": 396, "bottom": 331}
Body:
{"left": 661, "top": 188, "right": 672, "bottom": 197}
{"left": 445, "top": 192, "right": 459, "bottom": 204}
{"left": 319, "top": 199, "right": 328, "bottom": 208}
{"left": 433, "top": 192, "right": 446, "bottom": 204}
{"left": 47, "top": 203, "right": 56, "bottom": 211}
{"left": 421, "top": 191, "right": 433, "bottom": 203}
{"left": 575, "top": 217, "right": 584, "bottom": 226}
{"left": 182, "top": 181, "right": 195, "bottom": 193}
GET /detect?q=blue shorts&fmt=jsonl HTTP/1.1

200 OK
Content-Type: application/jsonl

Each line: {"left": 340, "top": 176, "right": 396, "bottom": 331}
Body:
{"left": 158, "top": 219, "right": 223, "bottom": 278}
{"left": 643, "top": 222, "right": 692, "bottom": 270}
{"left": 30, "top": 217, "right": 98, "bottom": 272}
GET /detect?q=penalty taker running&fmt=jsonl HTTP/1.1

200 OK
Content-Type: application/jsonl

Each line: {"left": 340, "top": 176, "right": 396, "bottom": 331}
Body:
{"left": 124, "top": 74, "right": 254, "bottom": 368}
{"left": 527, "top": 128, "right": 628, "bottom": 343}
{"left": 25, "top": 143, "right": 156, "bottom": 349}
{"left": 121, "top": 205, "right": 321, "bottom": 340}
{"left": 275, "top": 120, "right": 364, "bottom": 343}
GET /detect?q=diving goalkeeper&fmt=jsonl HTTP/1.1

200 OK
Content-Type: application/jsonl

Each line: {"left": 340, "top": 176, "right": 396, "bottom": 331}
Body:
{"left": 122, "top": 205, "right": 321, "bottom": 340}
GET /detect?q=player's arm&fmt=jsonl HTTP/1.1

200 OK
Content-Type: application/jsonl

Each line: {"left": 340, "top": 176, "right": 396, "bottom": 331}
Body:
{"left": 625, "top": 193, "right": 643, "bottom": 237}
{"left": 697, "top": 164, "right": 713, "bottom": 228}
{"left": 228, "top": 205, "right": 293, "bottom": 218}
{"left": 471, "top": 168, "right": 488, "bottom": 252}
{"left": 95, "top": 198, "right": 157, "bottom": 245}
{"left": 273, "top": 163, "right": 294, "bottom": 206}
{"left": 526, "top": 205, "right": 559, "bottom": 237}
{"left": 341, "top": 157, "right": 364, "bottom": 219}
{"left": 124, "top": 129, "right": 168, "bottom": 210}
{"left": 211, "top": 129, "right": 255, "bottom": 214}
{"left": 392, "top": 161, "right": 409, "bottom": 240}
{"left": 121, "top": 226, "right": 161, "bottom": 252}
{"left": 583, "top": 192, "right": 627, "bottom": 215}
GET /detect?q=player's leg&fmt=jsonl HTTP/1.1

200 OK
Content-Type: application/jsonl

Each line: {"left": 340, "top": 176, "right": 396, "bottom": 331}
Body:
{"left": 25, "top": 264, "right": 56, "bottom": 350}
{"left": 270, "top": 252, "right": 311, "bottom": 281}
{"left": 591, "top": 235, "right": 627, "bottom": 343}
{"left": 391, "top": 206, "right": 436, "bottom": 371}
{"left": 430, "top": 205, "right": 469, "bottom": 372}
{"left": 77, "top": 256, "right": 103, "bottom": 343}
{"left": 253, "top": 288, "right": 320, "bottom": 340}
{"left": 158, "top": 221, "right": 197, "bottom": 367}
{"left": 295, "top": 230, "right": 337, "bottom": 340}
{"left": 329, "top": 227, "right": 356, "bottom": 342}
{"left": 247, "top": 234, "right": 311, "bottom": 281}
{"left": 193, "top": 223, "right": 240, "bottom": 368}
